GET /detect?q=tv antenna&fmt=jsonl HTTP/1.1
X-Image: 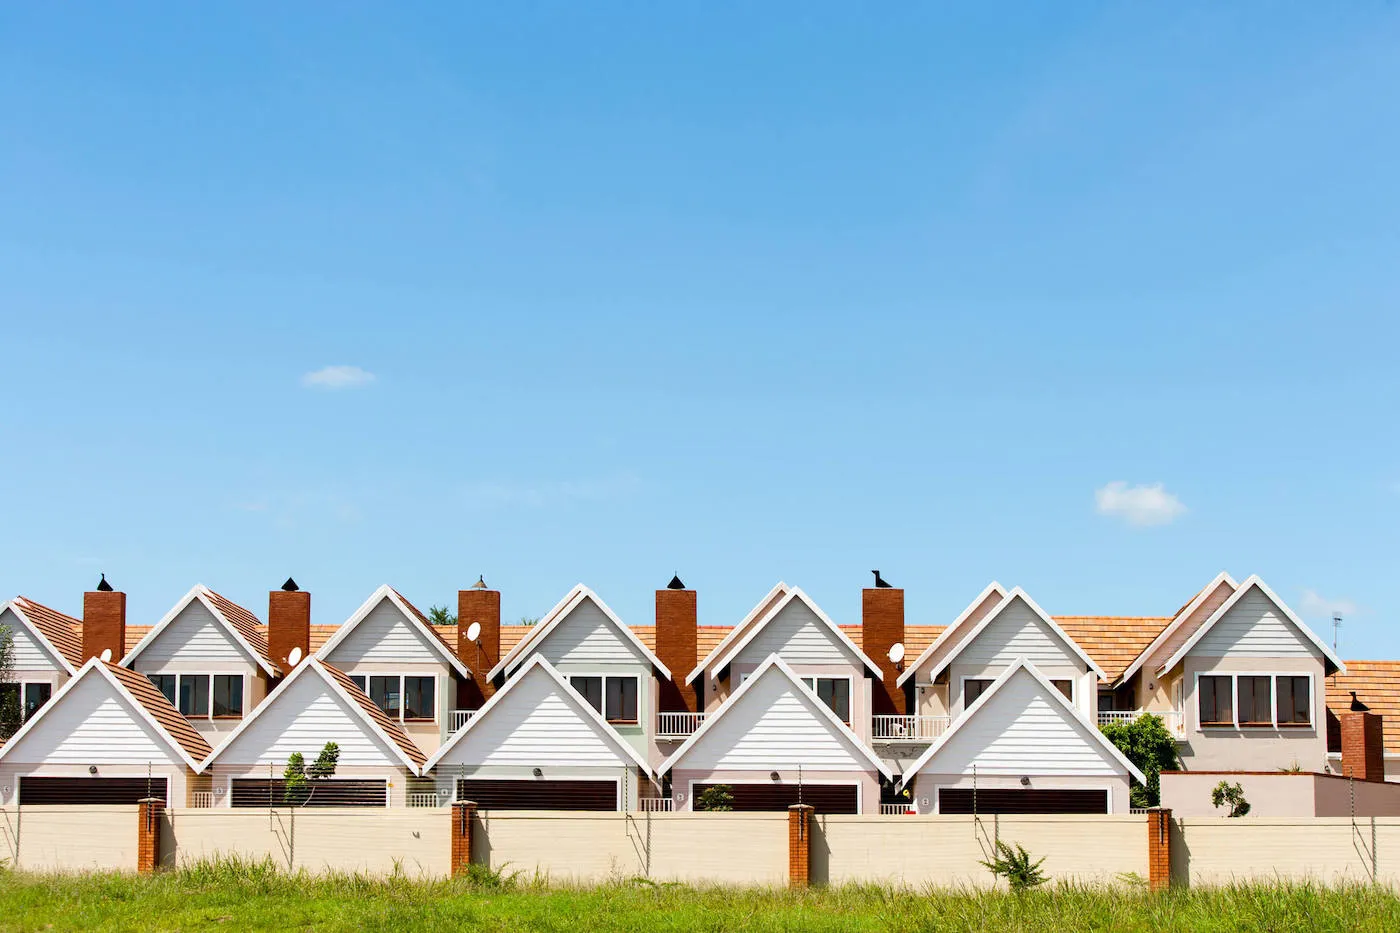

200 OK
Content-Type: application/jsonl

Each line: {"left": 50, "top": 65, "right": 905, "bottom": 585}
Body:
{"left": 1333, "top": 612, "right": 1343, "bottom": 654}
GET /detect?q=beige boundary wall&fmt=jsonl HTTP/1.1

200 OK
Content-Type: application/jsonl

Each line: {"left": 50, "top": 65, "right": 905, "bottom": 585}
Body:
{"left": 0, "top": 806, "right": 136, "bottom": 871}
{"left": 1173, "top": 817, "right": 1400, "bottom": 887}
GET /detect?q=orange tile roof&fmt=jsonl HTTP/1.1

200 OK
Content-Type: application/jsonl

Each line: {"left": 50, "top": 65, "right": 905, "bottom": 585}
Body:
{"left": 104, "top": 662, "right": 213, "bottom": 763}
{"left": 319, "top": 662, "right": 427, "bottom": 767}
{"left": 13, "top": 597, "right": 85, "bottom": 669}
{"left": 1055, "top": 616, "right": 1173, "bottom": 683}
{"left": 1327, "top": 662, "right": 1400, "bottom": 754}
{"left": 201, "top": 588, "right": 275, "bottom": 671}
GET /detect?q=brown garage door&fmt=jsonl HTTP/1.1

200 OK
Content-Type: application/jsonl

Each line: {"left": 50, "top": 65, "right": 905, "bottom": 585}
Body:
{"left": 19, "top": 776, "right": 169, "bottom": 805}
{"left": 230, "top": 779, "right": 388, "bottom": 807}
{"left": 694, "top": 782, "right": 859, "bottom": 814}
{"left": 937, "top": 788, "right": 1107, "bottom": 814}
{"left": 456, "top": 779, "right": 618, "bottom": 811}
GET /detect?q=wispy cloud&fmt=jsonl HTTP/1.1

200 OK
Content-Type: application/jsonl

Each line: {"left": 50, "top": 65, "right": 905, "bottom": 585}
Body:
{"left": 302, "top": 365, "right": 376, "bottom": 390}
{"left": 1299, "top": 589, "right": 1359, "bottom": 620}
{"left": 1094, "top": 481, "right": 1186, "bottom": 527}
{"left": 458, "top": 473, "right": 641, "bottom": 510}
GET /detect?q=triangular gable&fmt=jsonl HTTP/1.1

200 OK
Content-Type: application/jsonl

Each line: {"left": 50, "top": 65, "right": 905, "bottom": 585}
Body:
{"left": 901, "top": 659, "right": 1146, "bottom": 787}
{"left": 425, "top": 656, "right": 652, "bottom": 775}
{"left": 711, "top": 588, "right": 882, "bottom": 678}
{"left": 660, "top": 655, "right": 892, "bottom": 778}
{"left": 1113, "top": 572, "right": 1237, "bottom": 686}
{"left": 685, "top": 582, "right": 789, "bottom": 684}
{"left": 316, "top": 585, "right": 470, "bottom": 679}
{"left": 1160, "top": 575, "right": 1344, "bottom": 675}
{"left": 205, "top": 659, "right": 423, "bottom": 773}
{"left": 0, "top": 599, "right": 81, "bottom": 674}
{"left": 488, "top": 585, "right": 671, "bottom": 681}
{"left": 123, "top": 585, "right": 278, "bottom": 677}
{"left": 0, "top": 660, "right": 210, "bottom": 771}
{"left": 897, "top": 582, "right": 1007, "bottom": 687}
{"left": 929, "top": 588, "right": 1107, "bottom": 682}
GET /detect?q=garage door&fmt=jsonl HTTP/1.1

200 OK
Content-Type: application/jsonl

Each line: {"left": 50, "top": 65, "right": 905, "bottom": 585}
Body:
{"left": 19, "top": 776, "right": 169, "bottom": 805}
{"left": 456, "top": 779, "right": 618, "bottom": 811}
{"left": 937, "top": 788, "right": 1108, "bottom": 814}
{"left": 231, "top": 779, "right": 388, "bottom": 807}
{"left": 694, "top": 782, "right": 859, "bottom": 814}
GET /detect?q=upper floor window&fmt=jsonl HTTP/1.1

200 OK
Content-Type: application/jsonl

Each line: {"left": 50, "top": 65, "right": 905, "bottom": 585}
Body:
{"left": 964, "top": 679, "right": 994, "bottom": 707}
{"left": 349, "top": 674, "right": 436, "bottom": 722}
{"left": 1198, "top": 674, "right": 1310, "bottom": 729}
{"left": 800, "top": 677, "right": 851, "bottom": 723}
{"left": 569, "top": 675, "right": 638, "bottom": 724}
{"left": 1050, "top": 680, "right": 1073, "bottom": 702}
{"left": 148, "top": 673, "right": 244, "bottom": 719}
{"left": 0, "top": 682, "right": 52, "bottom": 722}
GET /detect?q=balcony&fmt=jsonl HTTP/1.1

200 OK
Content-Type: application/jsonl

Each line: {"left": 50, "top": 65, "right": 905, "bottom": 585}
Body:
{"left": 451, "top": 709, "right": 478, "bottom": 732}
{"left": 638, "top": 797, "right": 674, "bottom": 812}
{"left": 657, "top": 711, "right": 705, "bottom": 739}
{"left": 872, "top": 715, "right": 950, "bottom": 743}
{"left": 407, "top": 792, "right": 443, "bottom": 808}
{"left": 879, "top": 803, "right": 916, "bottom": 815}
{"left": 1098, "top": 709, "right": 1184, "bottom": 736}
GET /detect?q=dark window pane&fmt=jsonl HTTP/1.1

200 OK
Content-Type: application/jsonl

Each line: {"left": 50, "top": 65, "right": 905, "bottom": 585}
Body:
{"left": 1276, "top": 676, "right": 1311, "bottom": 726}
{"left": 404, "top": 676, "right": 435, "bottom": 720}
{"left": 179, "top": 675, "right": 210, "bottom": 718}
{"left": 965, "top": 679, "right": 993, "bottom": 706}
{"left": 149, "top": 674, "right": 177, "bottom": 705}
{"left": 212, "top": 675, "right": 243, "bottom": 717}
{"left": 349, "top": 675, "right": 367, "bottom": 693}
{"left": 1239, "top": 676, "right": 1271, "bottom": 725}
{"left": 604, "top": 677, "right": 637, "bottom": 723}
{"left": 1052, "top": 680, "right": 1073, "bottom": 701}
{"left": 23, "top": 682, "right": 51, "bottom": 720}
{"left": 1199, "top": 675, "right": 1232, "bottom": 725}
{"left": 571, "top": 676, "right": 603, "bottom": 714}
{"left": 369, "top": 676, "right": 400, "bottom": 717}
{"left": 817, "top": 678, "right": 851, "bottom": 722}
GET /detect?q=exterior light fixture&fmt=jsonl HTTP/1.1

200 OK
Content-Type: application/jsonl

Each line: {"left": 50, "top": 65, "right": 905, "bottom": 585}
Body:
{"left": 1019, "top": 775, "right": 1030, "bottom": 787}
{"left": 769, "top": 771, "right": 781, "bottom": 782}
{"left": 532, "top": 767, "right": 543, "bottom": 778}
{"left": 89, "top": 765, "right": 98, "bottom": 775}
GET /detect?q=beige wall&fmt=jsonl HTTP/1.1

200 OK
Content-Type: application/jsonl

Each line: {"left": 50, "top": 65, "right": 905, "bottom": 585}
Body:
{"left": 1163, "top": 772, "right": 1400, "bottom": 818}
{"left": 1, "top": 805, "right": 137, "bottom": 871}
{"left": 1173, "top": 816, "right": 1400, "bottom": 887}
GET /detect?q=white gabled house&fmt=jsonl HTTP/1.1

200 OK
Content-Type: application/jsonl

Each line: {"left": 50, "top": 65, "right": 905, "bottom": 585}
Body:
{"left": 900, "top": 659, "right": 1146, "bottom": 815}
{"left": 122, "top": 585, "right": 281, "bottom": 740}
{"left": 0, "top": 596, "right": 85, "bottom": 722}
{"left": 202, "top": 658, "right": 426, "bottom": 807}
{"left": 660, "top": 655, "right": 893, "bottom": 814}
{"left": 0, "top": 660, "right": 212, "bottom": 806}
{"left": 425, "top": 655, "right": 654, "bottom": 811}
{"left": 316, "top": 585, "right": 473, "bottom": 756}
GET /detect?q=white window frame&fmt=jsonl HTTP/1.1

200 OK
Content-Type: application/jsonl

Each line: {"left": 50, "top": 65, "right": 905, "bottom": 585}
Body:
{"left": 798, "top": 675, "right": 854, "bottom": 724}
{"left": 0, "top": 680, "right": 55, "bottom": 722}
{"left": 147, "top": 672, "right": 247, "bottom": 720}
{"left": 959, "top": 676, "right": 995, "bottom": 710}
{"left": 1193, "top": 671, "right": 1315, "bottom": 730}
{"left": 567, "top": 673, "right": 642, "bottom": 726}
{"left": 350, "top": 674, "right": 440, "bottom": 723}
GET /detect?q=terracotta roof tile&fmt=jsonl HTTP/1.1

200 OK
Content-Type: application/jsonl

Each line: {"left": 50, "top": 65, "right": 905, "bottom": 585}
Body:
{"left": 1327, "top": 662, "right": 1400, "bottom": 754}
{"left": 104, "top": 662, "right": 213, "bottom": 763}
{"left": 200, "top": 588, "right": 274, "bottom": 671}
{"left": 319, "top": 661, "right": 427, "bottom": 768}
{"left": 1055, "top": 616, "right": 1173, "bottom": 683}
{"left": 13, "top": 597, "right": 85, "bottom": 668}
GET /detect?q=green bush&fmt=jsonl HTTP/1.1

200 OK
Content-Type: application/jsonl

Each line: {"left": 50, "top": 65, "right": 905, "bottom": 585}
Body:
{"left": 1100, "top": 713, "right": 1180, "bottom": 808}
{"left": 697, "top": 784, "right": 734, "bottom": 811}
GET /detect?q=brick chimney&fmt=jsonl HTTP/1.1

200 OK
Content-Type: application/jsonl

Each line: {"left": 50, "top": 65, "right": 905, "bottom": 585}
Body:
{"left": 268, "top": 578, "right": 311, "bottom": 675}
{"left": 1341, "top": 710, "right": 1386, "bottom": 782}
{"left": 862, "top": 571, "right": 905, "bottom": 716}
{"left": 656, "top": 575, "right": 699, "bottom": 713}
{"left": 458, "top": 577, "right": 501, "bottom": 709}
{"left": 83, "top": 574, "right": 126, "bottom": 663}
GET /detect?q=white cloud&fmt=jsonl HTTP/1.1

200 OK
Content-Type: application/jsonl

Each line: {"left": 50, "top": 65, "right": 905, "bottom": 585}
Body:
{"left": 301, "top": 365, "right": 376, "bottom": 390}
{"left": 1094, "top": 481, "right": 1186, "bottom": 527}
{"left": 1299, "top": 589, "right": 1359, "bottom": 620}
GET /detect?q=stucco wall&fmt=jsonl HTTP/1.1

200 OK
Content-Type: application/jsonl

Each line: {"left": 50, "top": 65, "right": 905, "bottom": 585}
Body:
{"left": 1163, "top": 771, "right": 1400, "bottom": 818}
{"left": 1173, "top": 816, "right": 1400, "bottom": 886}
{"left": 3, "top": 805, "right": 137, "bottom": 871}
{"left": 1177, "top": 656, "right": 1328, "bottom": 773}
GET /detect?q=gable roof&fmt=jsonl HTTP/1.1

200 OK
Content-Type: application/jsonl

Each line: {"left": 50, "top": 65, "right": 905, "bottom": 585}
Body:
{"left": 315, "top": 585, "right": 471, "bottom": 680}
{"left": 685, "top": 582, "right": 790, "bottom": 684}
{"left": 122, "top": 585, "right": 279, "bottom": 677}
{"left": 1159, "top": 575, "right": 1344, "bottom": 675}
{"left": 423, "top": 654, "right": 653, "bottom": 774}
{"left": 897, "top": 582, "right": 1007, "bottom": 687}
{"left": 204, "top": 657, "right": 426, "bottom": 772}
{"left": 928, "top": 588, "right": 1108, "bottom": 682}
{"left": 900, "top": 658, "right": 1147, "bottom": 787}
{"left": 1113, "top": 572, "right": 1238, "bottom": 686}
{"left": 0, "top": 659, "right": 212, "bottom": 770}
{"left": 709, "top": 587, "right": 883, "bottom": 678}
{"left": 2, "top": 597, "right": 84, "bottom": 672}
{"left": 659, "top": 654, "right": 893, "bottom": 779}
{"left": 487, "top": 584, "right": 672, "bottom": 681}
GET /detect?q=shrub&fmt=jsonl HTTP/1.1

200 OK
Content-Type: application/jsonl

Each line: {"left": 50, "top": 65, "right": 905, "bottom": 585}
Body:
{"left": 284, "top": 742, "right": 340, "bottom": 805}
{"left": 697, "top": 784, "right": 734, "bottom": 811}
{"left": 980, "top": 840, "right": 1047, "bottom": 891}
{"left": 1211, "top": 781, "right": 1250, "bottom": 817}
{"left": 1100, "top": 713, "right": 1180, "bottom": 808}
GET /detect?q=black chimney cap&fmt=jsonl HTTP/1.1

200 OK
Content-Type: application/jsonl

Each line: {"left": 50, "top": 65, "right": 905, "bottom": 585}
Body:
{"left": 470, "top": 575, "right": 488, "bottom": 590}
{"left": 96, "top": 573, "right": 114, "bottom": 593}
{"left": 281, "top": 577, "right": 300, "bottom": 592}
{"left": 872, "top": 570, "right": 892, "bottom": 588}
{"left": 667, "top": 574, "right": 686, "bottom": 590}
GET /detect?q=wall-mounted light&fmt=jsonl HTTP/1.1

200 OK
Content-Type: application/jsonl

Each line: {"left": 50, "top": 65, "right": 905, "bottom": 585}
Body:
{"left": 532, "top": 767, "right": 543, "bottom": 778}
{"left": 769, "top": 771, "right": 781, "bottom": 782}
{"left": 1019, "top": 775, "right": 1031, "bottom": 786}
{"left": 88, "top": 765, "right": 98, "bottom": 775}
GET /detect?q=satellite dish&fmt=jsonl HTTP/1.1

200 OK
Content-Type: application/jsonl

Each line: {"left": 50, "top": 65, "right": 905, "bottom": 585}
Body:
{"left": 466, "top": 621, "right": 481, "bottom": 642}
{"left": 888, "top": 643, "right": 906, "bottom": 664}
{"left": 287, "top": 646, "right": 303, "bottom": 666}
{"left": 99, "top": 648, "right": 113, "bottom": 662}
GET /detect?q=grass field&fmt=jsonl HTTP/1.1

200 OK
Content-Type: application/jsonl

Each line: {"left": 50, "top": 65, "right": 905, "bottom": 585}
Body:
{"left": 1, "top": 860, "right": 1398, "bottom": 932}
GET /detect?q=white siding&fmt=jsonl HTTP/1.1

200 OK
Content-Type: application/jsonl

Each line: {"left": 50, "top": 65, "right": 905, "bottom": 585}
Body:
{"left": 2, "top": 674, "right": 185, "bottom": 766}
{"left": 436, "top": 666, "right": 632, "bottom": 768}
{"left": 1152, "top": 580, "right": 1236, "bottom": 669}
{"left": 912, "top": 590, "right": 1006, "bottom": 682}
{"left": 131, "top": 600, "right": 255, "bottom": 670}
{"left": 730, "top": 600, "right": 854, "bottom": 668}
{"left": 325, "top": 598, "right": 446, "bottom": 668}
{"left": 529, "top": 598, "right": 648, "bottom": 668}
{"left": 925, "top": 669, "right": 1126, "bottom": 777}
{"left": 0, "top": 608, "right": 66, "bottom": 673}
{"left": 1192, "top": 589, "right": 1320, "bottom": 659}
{"left": 677, "top": 668, "right": 869, "bottom": 772}
{"left": 214, "top": 673, "right": 401, "bottom": 767}
{"left": 956, "top": 598, "right": 1086, "bottom": 670}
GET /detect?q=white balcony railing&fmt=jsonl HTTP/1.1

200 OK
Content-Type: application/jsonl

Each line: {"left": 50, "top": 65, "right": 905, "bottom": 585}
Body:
{"left": 451, "top": 710, "right": 478, "bottom": 732}
{"left": 1098, "top": 709, "right": 1184, "bottom": 736}
{"left": 657, "top": 712, "right": 705, "bottom": 739}
{"left": 407, "top": 792, "right": 442, "bottom": 808}
{"left": 872, "top": 715, "right": 950, "bottom": 743}
{"left": 638, "top": 797, "right": 674, "bottom": 812}
{"left": 190, "top": 791, "right": 215, "bottom": 808}
{"left": 879, "top": 803, "right": 916, "bottom": 815}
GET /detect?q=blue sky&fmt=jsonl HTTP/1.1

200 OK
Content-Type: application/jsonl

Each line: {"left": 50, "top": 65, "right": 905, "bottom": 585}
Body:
{"left": 2, "top": 3, "right": 1398, "bottom": 656}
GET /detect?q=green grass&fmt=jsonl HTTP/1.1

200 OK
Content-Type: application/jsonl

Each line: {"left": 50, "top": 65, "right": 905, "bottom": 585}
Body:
{"left": 0, "top": 858, "right": 1397, "bottom": 931}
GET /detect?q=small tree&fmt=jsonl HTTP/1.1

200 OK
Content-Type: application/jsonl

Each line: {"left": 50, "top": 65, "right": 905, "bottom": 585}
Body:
{"left": 980, "top": 840, "right": 1047, "bottom": 891}
{"left": 1211, "top": 780, "right": 1250, "bottom": 817}
{"left": 697, "top": 784, "right": 734, "bottom": 811}
{"left": 0, "top": 625, "right": 21, "bottom": 741}
{"left": 284, "top": 742, "right": 340, "bottom": 806}
{"left": 427, "top": 605, "right": 457, "bottom": 626}
{"left": 1100, "top": 713, "right": 1180, "bottom": 808}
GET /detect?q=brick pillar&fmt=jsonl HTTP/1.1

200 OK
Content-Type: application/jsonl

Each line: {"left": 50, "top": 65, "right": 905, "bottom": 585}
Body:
{"left": 458, "top": 584, "right": 501, "bottom": 708}
{"left": 788, "top": 804, "right": 814, "bottom": 888}
{"left": 268, "top": 585, "right": 311, "bottom": 674}
{"left": 137, "top": 797, "right": 164, "bottom": 873}
{"left": 862, "top": 585, "right": 906, "bottom": 715}
{"left": 656, "top": 581, "right": 699, "bottom": 713}
{"left": 451, "top": 801, "right": 477, "bottom": 876}
{"left": 83, "top": 584, "right": 126, "bottom": 663}
{"left": 1147, "top": 807, "right": 1171, "bottom": 892}
{"left": 1341, "top": 711, "right": 1386, "bottom": 783}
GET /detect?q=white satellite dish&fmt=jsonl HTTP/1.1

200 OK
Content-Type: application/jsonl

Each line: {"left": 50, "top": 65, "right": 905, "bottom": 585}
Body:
{"left": 888, "top": 642, "right": 906, "bottom": 664}
{"left": 287, "top": 646, "right": 303, "bottom": 667}
{"left": 466, "top": 621, "right": 481, "bottom": 642}
{"left": 99, "top": 648, "right": 113, "bottom": 662}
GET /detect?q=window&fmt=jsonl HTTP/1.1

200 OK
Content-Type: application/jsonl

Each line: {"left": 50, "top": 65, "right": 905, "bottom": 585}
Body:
{"left": 403, "top": 676, "right": 435, "bottom": 720}
{"left": 1098, "top": 691, "right": 1115, "bottom": 712}
{"left": 800, "top": 677, "right": 851, "bottom": 723}
{"left": 23, "top": 682, "right": 51, "bottom": 719}
{"left": 1276, "top": 676, "right": 1311, "bottom": 726}
{"left": 964, "top": 679, "right": 994, "bottom": 706}
{"left": 1051, "top": 680, "right": 1073, "bottom": 701}
{"left": 349, "top": 675, "right": 367, "bottom": 692}
{"left": 1237, "top": 676, "right": 1272, "bottom": 726}
{"left": 212, "top": 675, "right": 244, "bottom": 718}
{"left": 178, "top": 674, "right": 210, "bottom": 718}
{"left": 571, "top": 676, "right": 603, "bottom": 712}
{"left": 569, "top": 675, "right": 639, "bottom": 724}
{"left": 1198, "top": 675, "right": 1232, "bottom": 726}
{"left": 369, "top": 676, "right": 401, "bottom": 718}
{"left": 149, "top": 674, "right": 177, "bottom": 706}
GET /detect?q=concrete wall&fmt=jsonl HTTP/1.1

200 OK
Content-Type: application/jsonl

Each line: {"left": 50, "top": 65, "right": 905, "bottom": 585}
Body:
{"left": 0, "top": 806, "right": 137, "bottom": 870}
{"left": 1163, "top": 771, "right": 1400, "bottom": 818}
{"left": 1173, "top": 817, "right": 1400, "bottom": 886}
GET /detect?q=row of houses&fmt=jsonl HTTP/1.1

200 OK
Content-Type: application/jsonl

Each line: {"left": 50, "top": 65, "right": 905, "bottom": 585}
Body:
{"left": 0, "top": 571, "right": 1392, "bottom": 815}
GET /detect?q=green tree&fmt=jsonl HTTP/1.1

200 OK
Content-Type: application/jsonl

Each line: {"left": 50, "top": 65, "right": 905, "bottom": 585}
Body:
{"left": 427, "top": 605, "right": 457, "bottom": 626}
{"left": 1211, "top": 780, "right": 1250, "bottom": 817}
{"left": 283, "top": 742, "right": 340, "bottom": 806}
{"left": 0, "top": 624, "right": 21, "bottom": 741}
{"left": 697, "top": 784, "right": 734, "bottom": 811}
{"left": 1099, "top": 713, "right": 1180, "bottom": 808}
